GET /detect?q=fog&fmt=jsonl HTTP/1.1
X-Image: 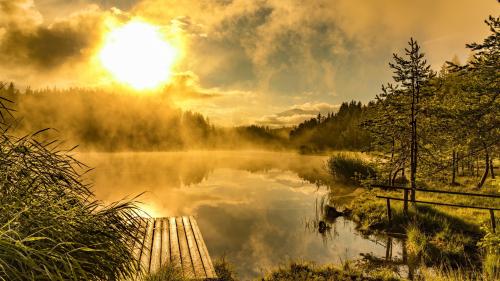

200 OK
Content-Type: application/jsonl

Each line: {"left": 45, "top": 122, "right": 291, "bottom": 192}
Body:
{"left": 6, "top": 87, "right": 289, "bottom": 151}
{"left": 78, "top": 150, "right": 392, "bottom": 279}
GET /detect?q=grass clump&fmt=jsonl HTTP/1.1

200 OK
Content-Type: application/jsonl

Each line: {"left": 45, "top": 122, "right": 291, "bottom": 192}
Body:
{"left": 406, "top": 225, "right": 429, "bottom": 257}
{"left": 261, "top": 261, "right": 401, "bottom": 281}
{"left": 214, "top": 257, "right": 237, "bottom": 281}
{"left": 0, "top": 88, "right": 144, "bottom": 280}
{"left": 0, "top": 132, "right": 144, "bottom": 281}
{"left": 477, "top": 226, "right": 499, "bottom": 279}
{"left": 141, "top": 264, "right": 186, "bottom": 281}
{"left": 327, "top": 153, "right": 375, "bottom": 184}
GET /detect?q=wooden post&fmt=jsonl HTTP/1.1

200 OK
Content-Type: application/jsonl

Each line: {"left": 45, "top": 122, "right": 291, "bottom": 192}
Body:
{"left": 386, "top": 198, "right": 392, "bottom": 223}
{"left": 385, "top": 236, "right": 393, "bottom": 261}
{"left": 403, "top": 189, "right": 408, "bottom": 215}
{"left": 490, "top": 210, "right": 496, "bottom": 233}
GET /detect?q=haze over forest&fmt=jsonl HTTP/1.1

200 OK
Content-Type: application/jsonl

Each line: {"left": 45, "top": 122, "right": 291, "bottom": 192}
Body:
{"left": 0, "top": 0, "right": 497, "bottom": 130}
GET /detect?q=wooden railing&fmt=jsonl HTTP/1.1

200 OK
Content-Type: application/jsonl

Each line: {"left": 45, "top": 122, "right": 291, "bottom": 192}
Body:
{"left": 372, "top": 184, "right": 500, "bottom": 233}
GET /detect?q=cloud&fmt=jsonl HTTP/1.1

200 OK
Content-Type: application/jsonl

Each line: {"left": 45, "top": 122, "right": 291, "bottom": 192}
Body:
{"left": 132, "top": 0, "right": 496, "bottom": 102}
{"left": 164, "top": 71, "right": 221, "bottom": 99}
{"left": 256, "top": 102, "right": 340, "bottom": 127}
{"left": 0, "top": 0, "right": 497, "bottom": 125}
{"left": 0, "top": 2, "right": 106, "bottom": 69}
{"left": 0, "top": 0, "right": 43, "bottom": 28}
{"left": 2, "top": 12, "right": 103, "bottom": 69}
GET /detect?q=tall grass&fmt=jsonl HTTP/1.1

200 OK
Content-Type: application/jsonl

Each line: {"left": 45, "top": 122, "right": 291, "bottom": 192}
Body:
{"left": 214, "top": 257, "right": 237, "bottom": 281}
{"left": 0, "top": 84, "right": 144, "bottom": 280}
{"left": 261, "top": 261, "right": 401, "bottom": 281}
{"left": 141, "top": 264, "right": 186, "bottom": 281}
{"left": 327, "top": 153, "right": 376, "bottom": 184}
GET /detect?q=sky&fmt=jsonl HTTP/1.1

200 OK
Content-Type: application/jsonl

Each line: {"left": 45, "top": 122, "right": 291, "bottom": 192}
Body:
{"left": 0, "top": 0, "right": 498, "bottom": 126}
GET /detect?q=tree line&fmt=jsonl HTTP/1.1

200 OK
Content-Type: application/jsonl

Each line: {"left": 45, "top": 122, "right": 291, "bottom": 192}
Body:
{"left": 289, "top": 16, "right": 499, "bottom": 191}
{"left": 0, "top": 85, "right": 289, "bottom": 151}
{"left": 362, "top": 16, "right": 499, "bottom": 190}
{"left": 1, "top": 16, "right": 497, "bottom": 190}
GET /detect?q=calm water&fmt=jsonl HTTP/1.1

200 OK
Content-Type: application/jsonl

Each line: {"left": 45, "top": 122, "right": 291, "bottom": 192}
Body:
{"left": 79, "top": 151, "right": 401, "bottom": 280}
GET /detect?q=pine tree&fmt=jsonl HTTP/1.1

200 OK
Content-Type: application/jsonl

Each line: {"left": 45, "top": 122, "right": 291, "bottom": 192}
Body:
{"left": 363, "top": 38, "right": 435, "bottom": 209}
{"left": 448, "top": 16, "right": 500, "bottom": 188}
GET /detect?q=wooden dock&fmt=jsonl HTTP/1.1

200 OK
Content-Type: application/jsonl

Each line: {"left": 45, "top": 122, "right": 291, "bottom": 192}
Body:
{"left": 134, "top": 216, "right": 217, "bottom": 279}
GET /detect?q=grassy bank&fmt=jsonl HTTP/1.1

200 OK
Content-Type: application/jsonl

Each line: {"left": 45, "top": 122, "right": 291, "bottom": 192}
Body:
{"left": 345, "top": 177, "right": 499, "bottom": 279}
{"left": 260, "top": 262, "right": 401, "bottom": 281}
{"left": 142, "top": 259, "right": 403, "bottom": 281}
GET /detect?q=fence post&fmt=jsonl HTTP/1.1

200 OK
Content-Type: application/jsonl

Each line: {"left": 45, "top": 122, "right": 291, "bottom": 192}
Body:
{"left": 386, "top": 198, "right": 392, "bottom": 223}
{"left": 490, "top": 210, "right": 496, "bottom": 233}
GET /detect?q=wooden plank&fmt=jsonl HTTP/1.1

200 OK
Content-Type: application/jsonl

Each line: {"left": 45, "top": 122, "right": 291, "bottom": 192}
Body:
{"left": 169, "top": 217, "right": 181, "bottom": 265}
{"left": 182, "top": 216, "right": 207, "bottom": 278}
{"left": 133, "top": 217, "right": 216, "bottom": 279}
{"left": 176, "top": 217, "right": 195, "bottom": 278}
{"left": 160, "top": 218, "right": 170, "bottom": 266}
{"left": 189, "top": 216, "right": 216, "bottom": 278}
{"left": 140, "top": 219, "right": 154, "bottom": 273}
{"left": 149, "top": 218, "right": 163, "bottom": 273}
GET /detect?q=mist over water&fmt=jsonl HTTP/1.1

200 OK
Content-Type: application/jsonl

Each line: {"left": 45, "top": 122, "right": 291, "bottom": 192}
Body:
{"left": 79, "top": 150, "right": 401, "bottom": 279}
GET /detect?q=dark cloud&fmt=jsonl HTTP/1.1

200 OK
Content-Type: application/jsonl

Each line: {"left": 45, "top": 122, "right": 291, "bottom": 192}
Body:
{"left": 0, "top": 4, "right": 105, "bottom": 69}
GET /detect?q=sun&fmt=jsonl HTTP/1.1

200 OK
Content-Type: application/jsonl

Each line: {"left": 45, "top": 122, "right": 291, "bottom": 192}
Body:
{"left": 99, "top": 21, "right": 178, "bottom": 90}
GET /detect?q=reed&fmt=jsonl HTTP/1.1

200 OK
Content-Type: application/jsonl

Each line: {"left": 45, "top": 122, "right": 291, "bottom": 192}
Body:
{"left": 0, "top": 84, "right": 144, "bottom": 280}
{"left": 327, "top": 153, "right": 376, "bottom": 184}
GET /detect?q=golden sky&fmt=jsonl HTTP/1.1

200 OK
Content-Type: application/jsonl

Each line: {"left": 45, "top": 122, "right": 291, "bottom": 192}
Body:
{"left": 0, "top": 0, "right": 498, "bottom": 126}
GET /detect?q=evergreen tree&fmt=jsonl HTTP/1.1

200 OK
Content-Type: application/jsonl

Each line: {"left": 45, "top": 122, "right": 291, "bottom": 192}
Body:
{"left": 363, "top": 38, "right": 435, "bottom": 207}
{"left": 447, "top": 16, "right": 500, "bottom": 188}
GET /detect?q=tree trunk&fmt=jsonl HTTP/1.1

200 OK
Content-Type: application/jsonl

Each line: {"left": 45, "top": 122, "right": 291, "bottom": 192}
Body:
{"left": 476, "top": 156, "right": 480, "bottom": 177}
{"left": 451, "top": 150, "right": 457, "bottom": 185}
{"left": 410, "top": 106, "right": 417, "bottom": 202}
{"left": 477, "top": 149, "right": 489, "bottom": 188}
{"left": 392, "top": 167, "right": 403, "bottom": 186}
{"left": 389, "top": 137, "right": 395, "bottom": 185}
{"left": 490, "top": 158, "right": 495, "bottom": 179}
{"left": 461, "top": 154, "right": 465, "bottom": 176}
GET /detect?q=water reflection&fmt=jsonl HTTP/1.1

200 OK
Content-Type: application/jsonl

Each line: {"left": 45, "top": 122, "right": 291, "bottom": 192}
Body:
{"left": 79, "top": 151, "right": 401, "bottom": 280}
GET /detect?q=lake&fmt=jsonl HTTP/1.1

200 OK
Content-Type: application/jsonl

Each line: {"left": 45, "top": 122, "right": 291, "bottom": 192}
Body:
{"left": 79, "top": 151, "right": 401, "bottom": 280}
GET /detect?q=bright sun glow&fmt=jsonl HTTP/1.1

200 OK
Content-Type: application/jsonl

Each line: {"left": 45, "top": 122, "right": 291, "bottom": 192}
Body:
{"left": 99, "top": 21, "right": 178, "bottom": 90}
